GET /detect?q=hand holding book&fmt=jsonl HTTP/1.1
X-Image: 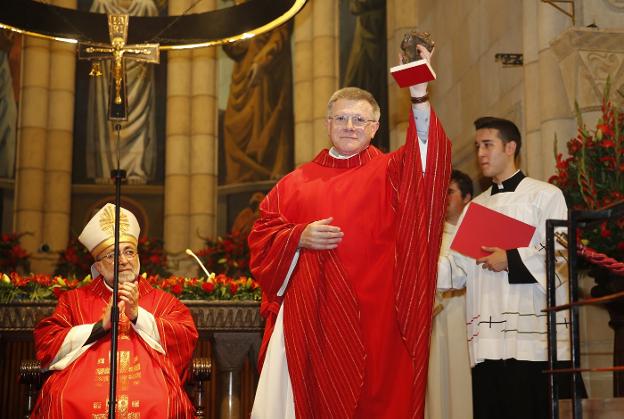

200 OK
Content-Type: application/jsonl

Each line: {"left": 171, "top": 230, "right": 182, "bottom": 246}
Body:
{"left": 391, "top": 30, "right": 436, "bottom": 89}
{"left": 450, "top": 203, "right": 537, "bottom": 260}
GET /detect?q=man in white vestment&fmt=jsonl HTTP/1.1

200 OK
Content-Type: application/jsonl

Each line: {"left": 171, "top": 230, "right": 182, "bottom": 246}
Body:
{"left": 426, "top": 169, "right": 474, "bottom": 419}
{"left": 438, "top": 116, "right": 578, "bottom": 419}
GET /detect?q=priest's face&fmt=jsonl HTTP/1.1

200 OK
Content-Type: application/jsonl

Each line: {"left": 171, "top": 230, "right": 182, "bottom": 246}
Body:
{"left": 327, "top": 99, "right": 380, "bottom": 156}
{"left": 95, "top": 243, "right": 141, "bottom": 286}
{"left": 475, "top": 128, "right": 517, "bottom": 183}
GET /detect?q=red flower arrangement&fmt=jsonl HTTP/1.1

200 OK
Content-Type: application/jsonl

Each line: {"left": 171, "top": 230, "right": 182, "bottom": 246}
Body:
{"left": 137, "top": 236, "right": 171, "bottom": 278}
{"left": 0, "top": 232, "right": 31, "bottom": 274}
{"left": 549, "top": 82, "right": 624, "bottom": 261}
{"left": 195, "top": 232, "right": 251, "bottom": 278}
{"left": 145, "top": 273, "right": 261, "bottom": 301}
{"left": 0, "top": 272, "right": 84, "bottom": 303}
{"left": 1, "top": 233, "right": 261, "bottom": 302}
{"left": 0, "top": 272, "right": 261, "bottom": 303}
{"left": 54, "top": 237, "right": 93, "bottom": 278}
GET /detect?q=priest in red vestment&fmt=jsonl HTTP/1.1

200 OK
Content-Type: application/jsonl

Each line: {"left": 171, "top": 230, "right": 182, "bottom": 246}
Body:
{"left": 32, "top": 203, "right": 198, "bottom": 419}
{"left": 249, "top": 45, "right": 452, "bottom": 419}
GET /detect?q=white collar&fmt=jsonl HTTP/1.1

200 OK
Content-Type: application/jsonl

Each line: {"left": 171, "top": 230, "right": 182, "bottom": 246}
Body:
{"left": 329, "top": 147, "right": 358, "bottom": 159}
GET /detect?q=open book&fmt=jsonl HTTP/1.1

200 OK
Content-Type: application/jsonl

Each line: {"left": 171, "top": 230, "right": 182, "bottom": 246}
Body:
{"left": 390, "top": 59, "right": 436, "bottom": 87}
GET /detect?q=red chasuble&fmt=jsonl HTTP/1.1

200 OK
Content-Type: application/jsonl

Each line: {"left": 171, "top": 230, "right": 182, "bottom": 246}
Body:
{"left": 32, "top": 276, "right": 198, "bottom": 419}
{"left": 249, "top": 110, "right": 452, "bottom": 419}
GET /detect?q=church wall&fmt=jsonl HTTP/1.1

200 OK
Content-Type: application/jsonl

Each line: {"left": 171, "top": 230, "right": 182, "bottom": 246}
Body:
{"left": 411, "top": 0, "right": 525, "bottom": 189}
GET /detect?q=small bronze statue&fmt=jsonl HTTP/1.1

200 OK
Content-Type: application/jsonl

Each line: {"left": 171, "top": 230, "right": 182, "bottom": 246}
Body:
{"left": 400, "top": 30, "right": 435, "bottom": 64}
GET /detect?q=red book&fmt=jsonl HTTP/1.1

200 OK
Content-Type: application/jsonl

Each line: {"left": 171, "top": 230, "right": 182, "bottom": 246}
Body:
{"left": 390, "top": 59, "right": 436, "bottom": 87}
{"left": 450, "top": 202, "right": 536, "bottom": 259}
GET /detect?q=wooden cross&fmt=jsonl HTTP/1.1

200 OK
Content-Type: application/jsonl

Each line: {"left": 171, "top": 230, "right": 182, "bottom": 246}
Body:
{"left": 78, "top": 14, "right": 159, "bottom": 121}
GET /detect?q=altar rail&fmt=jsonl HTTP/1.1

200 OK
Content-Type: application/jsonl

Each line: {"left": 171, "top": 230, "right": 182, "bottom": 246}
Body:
{"left": 0, "top": 301, "right": 264, "bottom": 419}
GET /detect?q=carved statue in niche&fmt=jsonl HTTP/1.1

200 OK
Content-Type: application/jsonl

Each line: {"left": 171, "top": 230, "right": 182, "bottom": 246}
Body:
{"left": 85, "top": 0, "right": 159, "bottom": 184}
{"left": 231, "top": 192, "right": 265, "bottom": 237}
{"left": 222, "top": 1, "right": 294, "bottom": 184}
{"left": 0, "top": 30, "right": 18, "bottom": 179}
{"left": 342, "top": 0, "right": 388, "bottom": 149}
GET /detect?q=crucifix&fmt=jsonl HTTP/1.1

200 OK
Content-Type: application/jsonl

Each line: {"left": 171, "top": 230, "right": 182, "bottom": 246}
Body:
{"left": 77, "top": 14, "right": 161, "bottom": 419}
{"left": 78, "top": 14, "right": 159, "bottom": 120}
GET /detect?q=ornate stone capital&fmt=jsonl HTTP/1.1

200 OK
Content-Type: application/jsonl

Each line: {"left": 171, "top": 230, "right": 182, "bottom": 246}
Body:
{"left": 551, "top": 28, "right": 624, "bottom": 112}
{"left": 604, "top": 0, "right": 624, "bottom": 10}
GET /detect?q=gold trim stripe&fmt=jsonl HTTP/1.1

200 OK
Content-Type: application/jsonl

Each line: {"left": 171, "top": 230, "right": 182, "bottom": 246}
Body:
{"left": 0, "top": 0, "right": 307, "bottom": 50}
{"left": 91, "top": 235, "right": 138, "bottom": 259}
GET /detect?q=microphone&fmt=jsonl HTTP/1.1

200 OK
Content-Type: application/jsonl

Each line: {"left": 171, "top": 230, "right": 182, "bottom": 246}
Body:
{"left": 185, "top": 248, "right": 214, "bottom": 279}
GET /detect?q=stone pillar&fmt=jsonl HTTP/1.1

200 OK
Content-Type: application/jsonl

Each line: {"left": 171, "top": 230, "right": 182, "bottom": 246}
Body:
{"left": 189, "top": 0, "right": 217, "bottom": 252}
{"left": 165, "top": 0, "right": 218, "bottom": 275}
{"left": 292, "top": 0, "right": 338, "bottom": 163}
{"left": 311, "top": 0, "right": 338, "bottom": 154}
{"left": 188, "top": 0, "right": 218, "bottom": 250}
{"left": 14, "top": 37, "right": 50, "bottom": 271}
{"left": 164, "top": 1, "right": 192, "bottom": 272}
{"left": 522, "top": 0, "right": 543, "bottom": 178}
{"left": 41, "top": 0, "right": 77, "bottom": 271}
{"left": 189, "top": 46, "right": 217, "bottom": 251}
{"left": 293, "top": 3, "right": 314, "bottom": 165}
{"left": 536, "top": 3, "right": 576, "bottom": 181}
{"left": 386, "top": 0, "right": 418, "bottom": 151}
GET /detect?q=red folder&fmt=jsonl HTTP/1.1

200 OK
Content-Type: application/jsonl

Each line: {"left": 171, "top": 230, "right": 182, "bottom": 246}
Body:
{"left": 450, "top": 202, "right": 536, "bottom": 259}
{"left": 390, "top": 59, "right": 436, "bottom": 87}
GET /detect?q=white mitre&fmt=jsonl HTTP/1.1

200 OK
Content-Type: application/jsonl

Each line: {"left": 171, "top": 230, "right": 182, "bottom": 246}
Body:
{"left": 78, "top": 203, "right": 140, "bottom": 259}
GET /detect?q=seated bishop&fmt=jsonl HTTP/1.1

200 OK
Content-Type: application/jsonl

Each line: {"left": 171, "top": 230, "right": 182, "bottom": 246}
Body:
{"left": 31, "top": 203, "right": 198, "bottom": 418}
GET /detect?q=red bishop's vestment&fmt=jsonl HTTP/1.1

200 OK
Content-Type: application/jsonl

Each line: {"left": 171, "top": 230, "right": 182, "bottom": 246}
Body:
{"left": 248, "top": 110, "right": 452, "bottom": 418}
{"left": 32, "top": 276, "right": 198, "bottom": 418}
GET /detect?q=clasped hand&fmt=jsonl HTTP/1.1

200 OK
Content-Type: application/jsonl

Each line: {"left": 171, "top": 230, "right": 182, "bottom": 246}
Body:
{"left": 101, "top": 282, "right": 139, "bottom": 330}
{"left": 299, "top": 217, "right": 344, "bottom": 250}
{"left": 476, "top": 246, "right": 508, "bottom": 272}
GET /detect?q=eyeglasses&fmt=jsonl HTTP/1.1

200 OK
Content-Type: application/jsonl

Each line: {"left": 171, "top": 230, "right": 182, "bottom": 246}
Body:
{"left": 328, "top": 114, "right": 377, "bottom": 128}
{"left": 98, "top": 248, "right": 138, "bottom": 263}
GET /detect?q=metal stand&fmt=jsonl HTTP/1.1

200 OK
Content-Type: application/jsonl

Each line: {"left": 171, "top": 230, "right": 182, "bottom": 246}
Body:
{"left": 545, "top": 201, "right": 624, "bottom": 419}
{"left": 107, "top": 123, "right": 127, "bottom": 419}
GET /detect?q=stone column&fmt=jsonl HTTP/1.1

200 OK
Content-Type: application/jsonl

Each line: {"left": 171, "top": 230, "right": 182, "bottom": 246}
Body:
{"left": 311, "top": 0, "right": 338, "bottom": 154}
{"left": 41, "top": 0, "right": 77, "bottom": 272}
{"left": 188, "top": 0, "right": 217, "bottom": 253}
{"left": 292, "top": 0, "right": 338, "bottom": 164}
{"left": 522, "top": 0, "right": 543, "bottom": 178}
{"left": 386, "top": 0, "right": 418, "bottom": 151}
{"left": 164, "top": 1, "right": 192, "bottom": 273}
{"left": 14, "top": 37, "right": 50, "bottom": 271}
{"left": 293, "top": 2, "right": 314, "bottom": 165}
{"left": 536, "top": 3, "right": 576, "bottom": 181}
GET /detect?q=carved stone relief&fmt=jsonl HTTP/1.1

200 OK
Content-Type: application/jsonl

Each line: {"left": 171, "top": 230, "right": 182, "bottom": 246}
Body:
{"left": 551, "top": 28, "right": 624, "bottom": 112}
{"left": 604, "top": 0, "right": 624, "bottom": 10}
